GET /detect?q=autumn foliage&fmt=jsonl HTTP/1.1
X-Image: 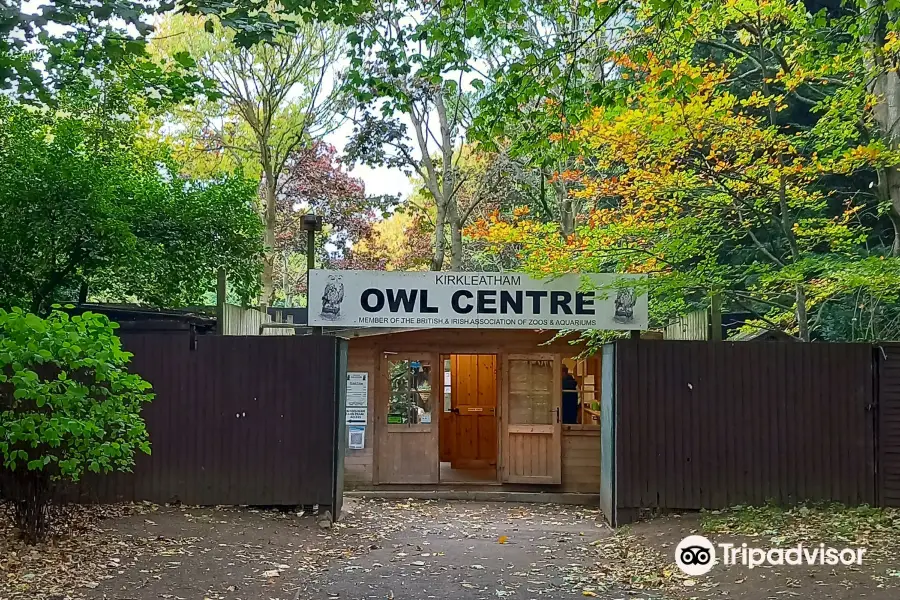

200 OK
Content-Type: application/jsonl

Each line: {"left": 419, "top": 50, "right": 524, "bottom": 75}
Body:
{"left": 469, "top": 48, "right": 900, "bottom": 338}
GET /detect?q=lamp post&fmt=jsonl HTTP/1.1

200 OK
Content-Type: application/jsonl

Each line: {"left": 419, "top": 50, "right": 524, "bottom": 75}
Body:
{"left": 301, "top": 213, "right": 323, "bottom": 335}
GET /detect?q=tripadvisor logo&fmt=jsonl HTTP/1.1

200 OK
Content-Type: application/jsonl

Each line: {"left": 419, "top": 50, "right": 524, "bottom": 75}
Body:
{"left": 674, "top": 535, "right": 867, "bottom": 576}
{"left": 675, "top": 535, "right": 716, "bottom": 576}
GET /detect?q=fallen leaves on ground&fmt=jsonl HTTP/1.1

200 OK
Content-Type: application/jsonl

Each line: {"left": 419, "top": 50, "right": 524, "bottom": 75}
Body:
{"left": 583, "top": 528, "right": 684, "bottom": 594}
{"left": 702, "top": 503, "right": 900, "bottom": 589}
{"left": 702, "top": 503, "right": 900, "bottom": 560}
{"left": 0, "top": 502, "right": 164, "bottom": 599}
{"left": 12, "top": 497, "right": 896, "bottom": 600}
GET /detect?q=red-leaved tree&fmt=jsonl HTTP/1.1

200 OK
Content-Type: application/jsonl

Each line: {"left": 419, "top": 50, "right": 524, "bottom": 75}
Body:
{"left": 274, "top": 142, "right": 392, "bottom": 304}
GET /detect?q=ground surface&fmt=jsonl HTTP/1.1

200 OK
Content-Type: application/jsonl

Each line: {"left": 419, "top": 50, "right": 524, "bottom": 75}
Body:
{"left": 1, "top": 500, "right": 898, "bottom": 599}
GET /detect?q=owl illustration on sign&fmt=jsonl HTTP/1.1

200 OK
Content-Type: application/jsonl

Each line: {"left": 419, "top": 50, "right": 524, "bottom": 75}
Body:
{"left": 320, "top": 275, "right": 344, "bottom": 320}
{"left": 614, "top": 287, "right": 637, "bottom": 323}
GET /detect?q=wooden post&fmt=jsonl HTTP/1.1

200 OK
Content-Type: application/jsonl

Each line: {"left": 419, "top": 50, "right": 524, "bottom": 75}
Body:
{"left": 309, "top": 228, "right": 322, "bottom": 335}
{"left": 709, "top": 293, "right": 723, "bottom": 342}
{"left": 216, "top": 267, "right": 227, "bottom": 335}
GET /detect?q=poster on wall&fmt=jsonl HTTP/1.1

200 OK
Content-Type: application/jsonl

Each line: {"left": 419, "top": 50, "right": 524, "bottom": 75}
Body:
{"left": 309, "top": 270, "right": 648, "bottom": 330}
{"left": 346, "top": 406, "right": 367, "bottom": 425}
{"left": 348, "top": 426, "right": 365, "bottom": 449}
{"left": 346, "top": 372, "right": 368, "bottom": 407}
{"left": 345, "top": 372, "right": 368, "bottom": 426}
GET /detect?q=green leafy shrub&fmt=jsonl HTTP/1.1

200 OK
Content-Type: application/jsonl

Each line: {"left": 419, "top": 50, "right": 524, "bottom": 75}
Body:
{"left": 0, "top": 307, "right": 153, "bottom": 542}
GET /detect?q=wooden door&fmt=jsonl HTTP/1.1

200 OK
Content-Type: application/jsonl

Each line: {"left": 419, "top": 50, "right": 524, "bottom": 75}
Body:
{"left": 375, "top": 352, "right": 439, "bottom": 484}
{"left": 501, "top": 353, "right": 562, "bottom": 484}
{"left": 449, "top": 355, "right": 497, "bottom": 469}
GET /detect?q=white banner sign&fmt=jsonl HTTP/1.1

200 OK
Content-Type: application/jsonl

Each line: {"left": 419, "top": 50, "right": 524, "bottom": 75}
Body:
{"left": 309, "top": 270, "right": 648, "bottom": 330}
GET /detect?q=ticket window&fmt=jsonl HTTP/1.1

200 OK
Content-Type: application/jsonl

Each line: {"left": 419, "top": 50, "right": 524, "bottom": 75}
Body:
{"left": 562, "top": 357, "right": 601, "bottom": 425}
{"left": 387, "top": 358, "right": 433, "bottom": 425}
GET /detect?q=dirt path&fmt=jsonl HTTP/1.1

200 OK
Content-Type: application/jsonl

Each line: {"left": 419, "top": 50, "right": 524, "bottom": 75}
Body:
{"left": 296, "top": 500, "right": 617, "bottom": 599}
{"left": 85, "top": 501, "right": 619, "bottom": 600}
{"left": 3, "top": 500, "right": 898, "bottom": 599}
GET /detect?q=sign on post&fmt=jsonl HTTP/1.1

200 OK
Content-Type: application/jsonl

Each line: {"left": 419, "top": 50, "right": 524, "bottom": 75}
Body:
{"left": 309, "top": 270, "right": 648, "bottom": 330}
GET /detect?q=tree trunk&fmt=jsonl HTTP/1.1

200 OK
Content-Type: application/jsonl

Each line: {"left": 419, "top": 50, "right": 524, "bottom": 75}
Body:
{"left": 261, "top": 169, "right": 277, "bottom": 306}
{"left": 434, "top": 89, "right": 459, "bottom": 271}
{"left": 795, "top": 283, "right": 810, "bottom": 342}
{"left": 282, "top": 251, "right": 291, "bottom": 306}
{"left": 555, "top": 179, "right": 574, "bottom": 237}
{"left": 873, "top": 81, "right": 900, "bottom": 256}
{"left": 878, "top": 168, "right": 900, "bottom": 256}
{"left": 448, "top": 201, "right": 463, "bottom": 270}
{"left": 866, "top": 0, "right": 900, "bottom": 255}
{"left": 431, "top": 198, "right": 447, "bottom": 271}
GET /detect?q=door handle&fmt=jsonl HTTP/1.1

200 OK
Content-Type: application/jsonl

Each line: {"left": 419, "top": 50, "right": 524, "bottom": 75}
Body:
{"left": 556, "top": 407, "right": 560, "bottom": 423}
{"left": 450, "top": 407, "right": 460, "bottom": 414}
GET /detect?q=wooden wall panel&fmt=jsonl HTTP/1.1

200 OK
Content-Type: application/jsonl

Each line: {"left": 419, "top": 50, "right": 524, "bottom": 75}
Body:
{"left": 377, "top": 431, "right": 437, "bottom": 484}
{"left": 344, "top": 345, "right": 377, "bottom": 486}
{"left": 562, "top": 427, "right": 602, "bottom": 493}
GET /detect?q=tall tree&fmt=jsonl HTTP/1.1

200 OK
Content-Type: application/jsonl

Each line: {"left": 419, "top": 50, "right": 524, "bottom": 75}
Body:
{"left": 339, "top": 211, "right": 434, "bottom": 271}
{"left": 0, "top": 83, "right": 263, "bottom": 313}
{"left": 274, "top": 142, "right": 389, "bottom": 304}
{"left": 153, "top": 14, "right": 344, "bottom": 304}
{"left": 342, "top": 0, "right": 553, "bottom": 271}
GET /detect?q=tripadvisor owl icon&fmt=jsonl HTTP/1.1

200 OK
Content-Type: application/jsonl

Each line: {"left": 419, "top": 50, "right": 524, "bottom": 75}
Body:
{"left": 675, "top": 535, "right": 716, "bottom": 576}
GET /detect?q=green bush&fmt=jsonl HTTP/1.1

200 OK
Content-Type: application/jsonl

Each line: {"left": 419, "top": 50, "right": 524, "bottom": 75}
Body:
{"left": 0, "top": 307, "right": 153, "bottom": 542}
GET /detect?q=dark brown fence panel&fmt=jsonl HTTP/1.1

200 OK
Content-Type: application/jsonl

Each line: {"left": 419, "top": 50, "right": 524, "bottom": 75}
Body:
{"left": 615, "top": 340, "right": 875, "bottom": 514}
{"left": 878, "top": 344, "right": 900, "bottom": 507}
{"left": 66, "top": 333, "right": 345, "bottom": 509}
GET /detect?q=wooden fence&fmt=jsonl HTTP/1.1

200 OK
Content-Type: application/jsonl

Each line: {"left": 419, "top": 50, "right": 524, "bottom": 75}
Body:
{"left": 612, "top": 340, "right": 876, "bottom": 522}
{"left": 220, "top": 303, "right": 296, "bottom": 335}
{"left": 63, "top": 333, "right": 347, "bottom": 515}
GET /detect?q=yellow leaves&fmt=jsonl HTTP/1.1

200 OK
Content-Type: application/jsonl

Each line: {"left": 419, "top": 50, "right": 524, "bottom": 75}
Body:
{"left": 498, "top": 536, "right": 509, "bottom": 544}
{"left": 741, "top": 90, "right": 785, "bottom": 109}
{"left": 884, "top": 31, "right": 900, "bottom": 55}
{"left": 847, "top": 144, "right": 884, "bottom": 163}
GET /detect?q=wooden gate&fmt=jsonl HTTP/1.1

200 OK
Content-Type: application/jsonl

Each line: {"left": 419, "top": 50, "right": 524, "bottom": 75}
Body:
{"left": 501, "top": 354, "right": 562, "bottom": 484}
{"left": 615, "top": 340, "right": 876, "bottom": 515}
{"left": 47, "top": 334, "right": 347, "bottom": 514}
{"left": 878, "top": 344, "right": 900, "bottom": 507}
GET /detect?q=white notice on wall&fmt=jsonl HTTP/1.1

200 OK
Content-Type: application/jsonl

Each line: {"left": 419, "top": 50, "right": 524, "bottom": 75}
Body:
{"left": 347, "top": 372, "right": 368, "bottom": 408}
{"left": 348, "top": 426, "right": 365, "bottom": 449}
{"left": 346, "top": 406, "right": 367, "bottom": 425}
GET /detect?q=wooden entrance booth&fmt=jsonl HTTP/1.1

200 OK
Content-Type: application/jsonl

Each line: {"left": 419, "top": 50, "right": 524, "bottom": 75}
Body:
{"left": 344, "top": 328, "right": 603, "bottom": 493}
